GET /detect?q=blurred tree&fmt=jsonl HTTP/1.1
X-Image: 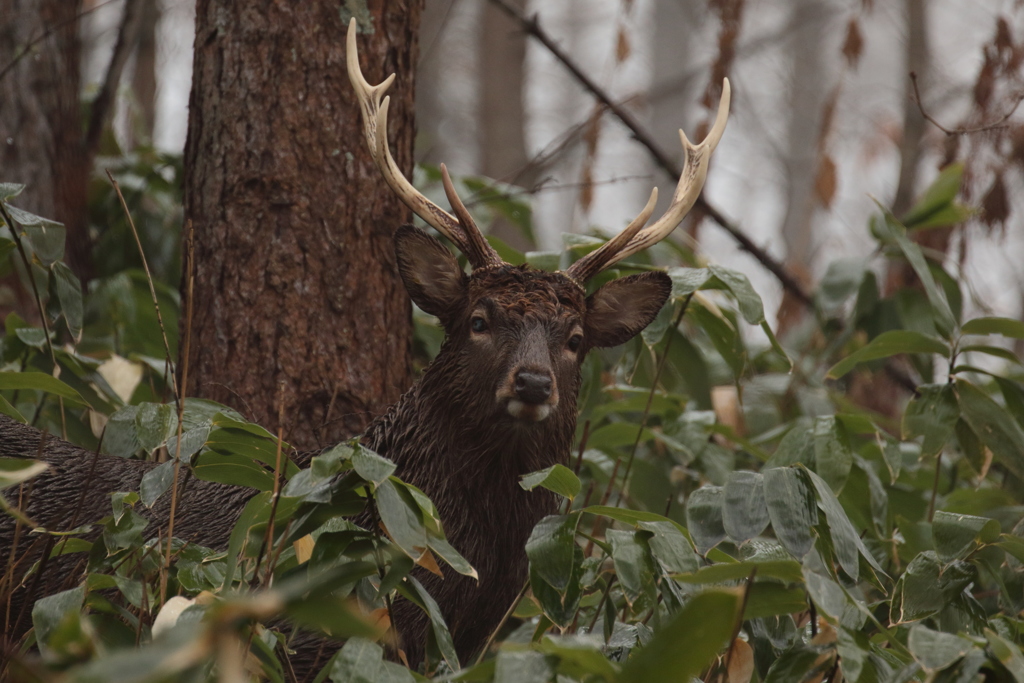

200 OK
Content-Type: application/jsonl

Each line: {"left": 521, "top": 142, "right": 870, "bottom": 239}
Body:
{"left": 0, "top": 0, "right": 90, "bottom": 280}
{"left": 182, "top": 2, "right": 421, "bottom": 449}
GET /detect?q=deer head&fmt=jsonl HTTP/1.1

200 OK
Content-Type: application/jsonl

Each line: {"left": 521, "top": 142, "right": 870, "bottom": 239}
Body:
{"left": 345, "top": 19, "right": 730, "bottom": 429}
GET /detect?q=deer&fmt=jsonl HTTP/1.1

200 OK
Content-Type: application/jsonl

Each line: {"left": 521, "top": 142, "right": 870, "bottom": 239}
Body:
{"left": 0, "top": 17, "right": 730, "bottom": 676}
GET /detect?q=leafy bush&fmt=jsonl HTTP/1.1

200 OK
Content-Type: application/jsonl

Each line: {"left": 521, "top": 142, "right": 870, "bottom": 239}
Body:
{"left": 3, "top": 164, "right": 1024, "bottom": 682}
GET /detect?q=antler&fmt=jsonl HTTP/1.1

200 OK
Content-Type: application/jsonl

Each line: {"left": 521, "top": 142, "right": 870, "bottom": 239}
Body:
{"left": 345, "top": 19, "right": 501, "bottom": 269}
{"left": 565, "top": 79, "right": 731, "bottom": 284}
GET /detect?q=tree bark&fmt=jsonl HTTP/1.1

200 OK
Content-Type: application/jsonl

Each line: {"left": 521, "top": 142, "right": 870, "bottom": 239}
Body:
{"left": 183, "top": 2, "right": 420, "bottom": 449}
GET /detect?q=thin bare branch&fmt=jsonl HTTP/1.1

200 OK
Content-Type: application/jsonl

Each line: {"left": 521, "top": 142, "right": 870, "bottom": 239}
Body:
{"left": 488, "top": 0, "right": 813, "bottom": 305}
{"left": 106, "top": 171, "right": 179, "bottom": 411}
{"left": 911, "top": 71, "right": 1024, "bottom": 137}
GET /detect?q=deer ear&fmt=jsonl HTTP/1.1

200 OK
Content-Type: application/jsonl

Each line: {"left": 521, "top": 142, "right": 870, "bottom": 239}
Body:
{"left": 585, "top": 272, "right": 672, "bottom": 348}
{"left": 394, "top": 224, "right": 467, "bottom": 320}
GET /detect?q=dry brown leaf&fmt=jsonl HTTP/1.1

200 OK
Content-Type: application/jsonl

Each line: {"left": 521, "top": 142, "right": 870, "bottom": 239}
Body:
{"left": 369, "top": 606, "right": 392, "bottom": 631}
{"left": 815, "top": 155, "right": 838, "bottom": 209}
{"left": 292, "top": 534, "right": 314, "bottom": 564}
{"left": 842, "top": 18, "right": 864, "bottom": 68}
{"left": 727, "top": 639, "right": 754, "bottom": 683}
{"left": 616, "top": 28, "right": 631, "bottom": 62}
{"left": 982, "top": 173, "right": 1009, "bottom": 228}
{"left": 712, "top": 385, "right": 744, "bottom": 437}
{"left": 416, "top": 548, "right": 444, "bottom": 577}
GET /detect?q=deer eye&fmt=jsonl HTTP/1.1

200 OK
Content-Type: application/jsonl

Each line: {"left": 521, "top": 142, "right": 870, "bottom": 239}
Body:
{"left": 471, "top": 316, "right": 489, "bottom": 333}
{"left": 567, "top": 334, "right": 583, "bottom": 352}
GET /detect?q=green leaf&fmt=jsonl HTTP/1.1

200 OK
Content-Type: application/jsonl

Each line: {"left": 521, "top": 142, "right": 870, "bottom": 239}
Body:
{"left": 519, "top": 464, "right": 581, "bottom": 500}
{"left": 901, "top": 163, "right": 964, "bottom": 228}
{"left": 192, "top": 452, "right": 275, "bottom": 490}
{"left": 103, "top": 405, "right": 141, "bottom": 457}
{"left": 818, "top": 258, "right": 867, "bottom": 317}
{"left": 581, "top": 505, "right": 682, "bottom": 528}
{"left": 494, "top": 650, "right": 554, "bottom": 683}
{"left": 764, "top": 644, "right": 830, "bottom": 683}
{"left": 902, "top": 383, "right": 959, "bottom": 458}
{"left": 908, "top": 624, "right": 974, "bottom": 672}
{"left": 986, "top": 629, "right": 1024, "bottom": 683}
{"left": 135, "top": 402, "right": 176, "bottom": 452}
{"left": 685, "top": 485, "right": 726, "bottom": 554}
{"left": 376, "top": 478, "right": 428, "bottom": 559}
{"left": 535, "top": 636, "right": 618, "bottom": 680}
{"left": 881, "top": 213, "right": 957, "bottom": 335}
{"left": 399, "top": 575, "right": 459, "bottom": 670}
{"left": 744, "top": 583, "right": 808, "bottom": 619}
{"left": 607, "top": 529, "right": 657, "bottom": 603}
{"left": 763, "top": 467, "right": 817, "bottom": 559}
{"left": 139, "top": 460, "right": 175, "bottom": 507}
{"left": 804, "top": 570, "right": 850, "bottom": 620}
{"left": 427, "top": 535, "right": 477, "bottom": 579}
{"left": 0, "top": 237, "right": 16, "bottom": 265}
{"left": 0, "top": 393, "right": 25, "bottom": 424}
{"left": 960, "top": 344, "right": 1023, "bottom": 365}
{"left": 812, "top": 416, "right": 853, "bottom": 494}
{"left": 0, "top": 371, "right": 88, "bottom": 406}
{"left": 956, "top": 378, "right": 1024, "bottom": 481}
{"left": 51, "top": 261, "right": 83, "bottom": 341}
{"left": 639, "top": 520, "right": 699, "bottom": 574}
{"left": 351, "top": 445, "right": 396, "bottom": 486}
{"left": 31, "top": 586, "right": 84, "bottom": 654}
{"left": 827, "top": 330, "right": 950, "bottom": 379}
{"left": 6, "top": 203, "right": 65, "bottom": 264}
{"left": 0, "top": 457, "right": 48, "bottom": 490}
{"left": 722, "top": 471, "right": 769, "bottom": 544}
{"left": 328, "top": 637, "right": 393, "bottom": 683}
{"left": 206, "top": 424, "right": 299, "bottom": 478}
{"left": 0, "top": 183, "right": 25, "bottom": 200}
{"left": 932, "top": 510, "right": 1000, "bottom": 562}
{"left": 674, "top": 559, "right": 804, "bottom": 585}
{"left": 962, "top": 316, "right": 1024, "bottom": 339}
{"left": 526, "top": 513, "right": 582, "bottom": 591}
{"left": 803, "top": 467, "right": 885, "bottom": 581}
{"left": 708, "top": 264, "right": 765, "bottom": 325}
{"left": 617, "top": 589, "right": 739, "bottom": 683}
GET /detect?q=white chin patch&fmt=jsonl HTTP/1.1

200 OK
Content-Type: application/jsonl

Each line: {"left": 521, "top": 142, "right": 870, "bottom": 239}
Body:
{"left": 507, "top": 399, "right": 552, "bottom": 422}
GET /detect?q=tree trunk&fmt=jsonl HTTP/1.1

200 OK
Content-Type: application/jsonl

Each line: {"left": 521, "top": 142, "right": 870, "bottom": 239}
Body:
{"left": 182, "top": 2, "right": 420, "bottom": 449}
{"left": 129, "top": 0, "right": 160, "bottom": 147}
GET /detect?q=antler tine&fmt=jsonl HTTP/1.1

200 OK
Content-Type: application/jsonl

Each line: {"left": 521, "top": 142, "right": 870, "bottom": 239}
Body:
{"left": 345, "top": 19, "right": 472, "bottom": 256}
{"left": 565, "top": 79, "right": 731, "bottom": 283}
{"left": 440, "top": 164, "right": 502, "bottom": 268}
{"left": 564, "top": 187, "right": 658, "bottom": 284}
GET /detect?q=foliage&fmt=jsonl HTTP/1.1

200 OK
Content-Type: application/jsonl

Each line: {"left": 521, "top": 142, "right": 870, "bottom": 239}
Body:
{"left": 2, "top": 164, "right": 1024, "bottom": 682}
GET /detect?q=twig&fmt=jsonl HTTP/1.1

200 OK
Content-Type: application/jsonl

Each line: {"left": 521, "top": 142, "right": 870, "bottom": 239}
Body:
{"left": 719, "top": 567, "right": 757, "bottom": 683}
{"left": 928, "top": 452, "right": 941, "bottom": 523}
{"left": 106, "top": 171, "right": 180, "bottom": 413}
{"left": 475, "top": 579, "right": 530, "bottom": 664}
{"left": 487, "top": 0, "right": 813, "bottom": 307}
{"left": 257, "top": 381, "right": 289, "bottom": 587}
{"left": 85, "top": 1, "right": 145, "bottom": 157}
{"left": 161, "top": 220, "right": 195, "bottom": 604}
{"left": 910, "top": 71, "right": 1024, "bottom": 137}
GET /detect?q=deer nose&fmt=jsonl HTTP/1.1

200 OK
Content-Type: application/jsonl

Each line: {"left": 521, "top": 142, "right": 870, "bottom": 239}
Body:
{"left": 515, "top": 370, "right": 552, "bottom": 404}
